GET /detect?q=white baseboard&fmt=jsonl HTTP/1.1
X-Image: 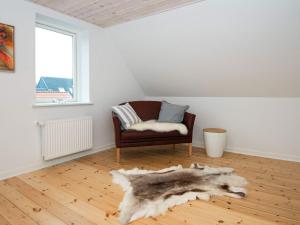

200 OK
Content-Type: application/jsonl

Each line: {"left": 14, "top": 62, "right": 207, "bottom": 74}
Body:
{"left": 2, "top": 142, "right": 299, "bottom": 180}
{"left": 0, "top": 143, "right": 114, "bottom": 181}
{"left": 193, "top": 142, "right": 300, "bottom": 162}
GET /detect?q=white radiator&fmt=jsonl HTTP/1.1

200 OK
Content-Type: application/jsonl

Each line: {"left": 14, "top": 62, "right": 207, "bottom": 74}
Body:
{"left": 38, "top": 117, "right": 93, "bottom": 160}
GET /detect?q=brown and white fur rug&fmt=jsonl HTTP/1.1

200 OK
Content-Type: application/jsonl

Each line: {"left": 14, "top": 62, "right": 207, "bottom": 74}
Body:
{"left": 111, "top": 163, "right": 247, "bottom": 224}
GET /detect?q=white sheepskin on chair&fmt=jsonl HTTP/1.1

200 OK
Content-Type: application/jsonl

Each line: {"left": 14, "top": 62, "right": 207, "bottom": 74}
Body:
{"left": 129, "top": 120, "right": 188, "bottom": 135}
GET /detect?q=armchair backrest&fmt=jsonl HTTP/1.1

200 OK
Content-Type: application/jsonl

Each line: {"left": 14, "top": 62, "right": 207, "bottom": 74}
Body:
{"left": 121, "top": 101, "right": 162, "bottom": 121}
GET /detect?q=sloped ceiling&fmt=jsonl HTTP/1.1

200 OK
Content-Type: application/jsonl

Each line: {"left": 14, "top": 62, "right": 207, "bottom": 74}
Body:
{"left": 29, "top": 0, "right": 204, "bottom": 27}
{"left": 108, "top": 0, "right": 300, "bottom": 97}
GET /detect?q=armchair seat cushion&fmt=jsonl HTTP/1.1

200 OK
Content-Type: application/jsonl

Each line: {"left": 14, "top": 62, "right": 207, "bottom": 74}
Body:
{"left": 121, "top": 129, "right": 183, "bottom": 140}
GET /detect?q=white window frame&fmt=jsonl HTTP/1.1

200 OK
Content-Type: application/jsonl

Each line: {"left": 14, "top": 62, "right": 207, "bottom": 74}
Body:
{"left": 35, "top": 22, "right": 78, "bottom": 103}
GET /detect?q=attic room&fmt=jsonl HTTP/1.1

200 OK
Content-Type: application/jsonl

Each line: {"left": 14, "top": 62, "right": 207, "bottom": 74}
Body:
{"left": 0, "top": 0, "right": 299, "bottom": 224}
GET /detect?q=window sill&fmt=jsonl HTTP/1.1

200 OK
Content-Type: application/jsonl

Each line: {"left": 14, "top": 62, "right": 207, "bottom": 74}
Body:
{"left": 33, "top": 102, "right": 94, "bottom": 107}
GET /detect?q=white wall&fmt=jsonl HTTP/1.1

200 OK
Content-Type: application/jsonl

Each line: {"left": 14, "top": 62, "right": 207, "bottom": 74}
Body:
{"left": 107, "top": 0, "right": 300, "bottom": 162}
{"left": 0, "top": 0, "right": 144, "bottom": 179}
{"left": 0, "top": 0, "right": 299, "bottom": 181}
{"left": 108, "top": 0, "right": 300, "bottom": 97}
{"left": 147, "top": 97, "right": 300, "bottom": 162}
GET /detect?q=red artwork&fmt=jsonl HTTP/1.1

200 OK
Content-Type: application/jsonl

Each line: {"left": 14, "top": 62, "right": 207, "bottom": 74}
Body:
{"left": 0, "top": 23, "right": 14, "bottom": 71}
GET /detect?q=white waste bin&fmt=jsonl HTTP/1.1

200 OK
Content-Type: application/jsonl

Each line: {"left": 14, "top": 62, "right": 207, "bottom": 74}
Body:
{"left": 203, "top": 128, "right": 227, "bottom": 157}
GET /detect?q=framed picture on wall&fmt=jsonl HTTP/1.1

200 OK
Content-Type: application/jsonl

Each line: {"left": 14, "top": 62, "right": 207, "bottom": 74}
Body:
{"left": 0, "top": 23, "right": 15, "bottom": 71}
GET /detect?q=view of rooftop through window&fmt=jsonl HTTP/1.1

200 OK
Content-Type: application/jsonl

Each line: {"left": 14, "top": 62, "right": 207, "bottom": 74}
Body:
{"left": 35, "top": 24, "right": 76, "bottom": 103}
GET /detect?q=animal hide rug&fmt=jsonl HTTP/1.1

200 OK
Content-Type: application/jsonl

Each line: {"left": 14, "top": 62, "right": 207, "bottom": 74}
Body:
{"left": 111, "top": 163, "right": 247, "bottom": 224}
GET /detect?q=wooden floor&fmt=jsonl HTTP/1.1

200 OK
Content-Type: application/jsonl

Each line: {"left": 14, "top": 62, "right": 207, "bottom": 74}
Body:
{"left": 0, "top": 146, "right": 299, "bottom": 225}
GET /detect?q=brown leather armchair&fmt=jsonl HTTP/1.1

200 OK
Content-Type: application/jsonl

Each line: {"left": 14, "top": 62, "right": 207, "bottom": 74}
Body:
{"left": 112, "top": 101, "right": 196, "bottom": 162}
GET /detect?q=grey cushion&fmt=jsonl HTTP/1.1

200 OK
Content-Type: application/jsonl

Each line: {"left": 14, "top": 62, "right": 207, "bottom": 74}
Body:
{"left": 158, "top": 101, "right": 189, "bottom": 123}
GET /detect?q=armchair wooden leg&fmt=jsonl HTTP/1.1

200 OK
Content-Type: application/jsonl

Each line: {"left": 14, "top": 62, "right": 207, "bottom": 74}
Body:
{"left": 173, "top": 144, "right": 176, "bottom": 150}
{"left": 116, "top": 148, "right": 120, "bottom": 163}
{"left": 188, "top": 143, "right": 192, "bottom": 156}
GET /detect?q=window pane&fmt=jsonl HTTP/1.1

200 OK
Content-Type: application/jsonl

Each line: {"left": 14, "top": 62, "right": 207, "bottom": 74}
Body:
{"left": 35, "top": 26, "right": 75, "bottom": 102}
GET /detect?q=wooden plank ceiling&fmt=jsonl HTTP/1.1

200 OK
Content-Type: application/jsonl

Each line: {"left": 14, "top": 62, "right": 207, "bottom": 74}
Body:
{"left": 29, "top": 0, "right": 203, "bottom": 27}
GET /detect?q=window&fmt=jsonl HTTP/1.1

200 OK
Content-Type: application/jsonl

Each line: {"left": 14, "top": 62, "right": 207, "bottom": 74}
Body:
{"left": 35, "top": 23, "right": 77, "bottom": 103}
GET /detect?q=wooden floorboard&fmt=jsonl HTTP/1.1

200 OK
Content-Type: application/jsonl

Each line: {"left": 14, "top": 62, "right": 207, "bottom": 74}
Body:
{"left": 0, "top": 146, "right": 299, "bottom": 225}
